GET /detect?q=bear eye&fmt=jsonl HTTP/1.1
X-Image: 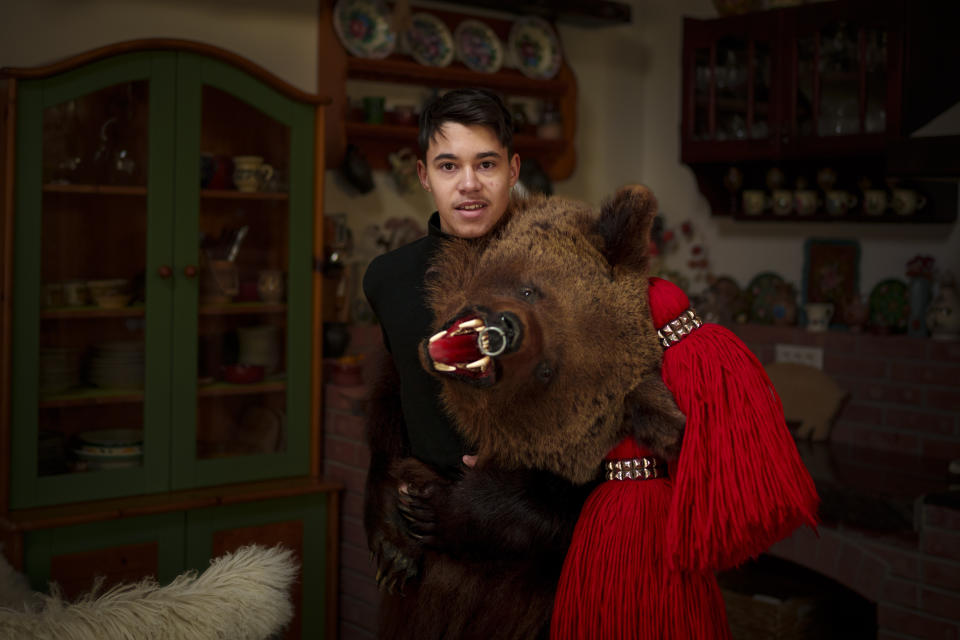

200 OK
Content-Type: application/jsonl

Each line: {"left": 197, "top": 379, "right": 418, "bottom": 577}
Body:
{"left": 519, "top": 285, "right": 541, "bottom": 302}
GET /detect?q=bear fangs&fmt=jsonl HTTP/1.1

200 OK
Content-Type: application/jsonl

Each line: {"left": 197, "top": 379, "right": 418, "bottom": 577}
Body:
{"left": 465, "top": 356, "right": 491, "bottom": 370}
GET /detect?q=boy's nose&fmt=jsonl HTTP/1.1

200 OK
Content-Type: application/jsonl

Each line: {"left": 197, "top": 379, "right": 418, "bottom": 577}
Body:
{"left": 459, "top": 168, "right": 479, "bottom": 191}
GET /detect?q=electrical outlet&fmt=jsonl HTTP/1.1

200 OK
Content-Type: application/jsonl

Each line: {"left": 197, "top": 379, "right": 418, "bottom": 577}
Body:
{"left": 774, "top": 344, "right": 824, "bottom": 370}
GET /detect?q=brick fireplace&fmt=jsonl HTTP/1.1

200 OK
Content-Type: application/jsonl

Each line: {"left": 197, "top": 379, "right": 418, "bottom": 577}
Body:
{"left": 324, "top": 324, "right": 960, "bottom": 640}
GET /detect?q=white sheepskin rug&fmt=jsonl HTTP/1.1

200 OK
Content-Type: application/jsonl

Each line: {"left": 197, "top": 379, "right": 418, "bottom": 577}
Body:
{"left": 0, "top": 544, "right": 299, "bottom": 640}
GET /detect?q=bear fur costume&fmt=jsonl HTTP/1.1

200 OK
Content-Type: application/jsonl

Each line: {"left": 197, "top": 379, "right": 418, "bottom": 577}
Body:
{"left": 364, "top": 186, "right": 687, "bottom": 640}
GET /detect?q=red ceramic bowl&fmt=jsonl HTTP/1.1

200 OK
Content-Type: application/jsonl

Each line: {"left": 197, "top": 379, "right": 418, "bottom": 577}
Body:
{"left": 222, "top": 364, "right": 265, "bottom": 384}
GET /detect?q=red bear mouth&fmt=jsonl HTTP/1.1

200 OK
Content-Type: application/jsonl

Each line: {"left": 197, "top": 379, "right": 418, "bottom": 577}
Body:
{"left": 426, "top": 314, "right": 496, "bottom": 382}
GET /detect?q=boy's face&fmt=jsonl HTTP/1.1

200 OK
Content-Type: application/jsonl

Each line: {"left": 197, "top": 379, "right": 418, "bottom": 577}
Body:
{"left": 418, "top": 122, "right": 520, "bottom": 238}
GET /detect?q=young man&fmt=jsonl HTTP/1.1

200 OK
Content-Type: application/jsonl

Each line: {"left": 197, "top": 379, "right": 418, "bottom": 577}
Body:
{"left": 361, "top": 88, "right": 589, "bottom": 638}
{"left": 363, "top": 88, "right": 520, "bottom": 478}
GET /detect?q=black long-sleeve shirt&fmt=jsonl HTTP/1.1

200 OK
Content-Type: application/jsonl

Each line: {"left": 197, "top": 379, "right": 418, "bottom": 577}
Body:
{"left": 362, "top": 212, "right": 469, "bottom": 472}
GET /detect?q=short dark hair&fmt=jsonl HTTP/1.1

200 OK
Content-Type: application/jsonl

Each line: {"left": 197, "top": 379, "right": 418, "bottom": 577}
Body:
{"left": 417, "top": 88, "right": 513, "bottom": 160}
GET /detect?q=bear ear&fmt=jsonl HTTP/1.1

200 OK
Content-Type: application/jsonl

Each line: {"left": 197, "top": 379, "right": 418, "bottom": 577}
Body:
{"left": 594, "top": 184, "right": 657, "bottom": 272}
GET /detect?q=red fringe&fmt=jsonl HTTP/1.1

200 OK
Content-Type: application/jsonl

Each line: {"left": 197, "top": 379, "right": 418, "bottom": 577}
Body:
{"left": 551, "top": 438, "right": 731, "bottom": 640}
{"left": 649, "top": 278, "right": 820, "bottom": 572}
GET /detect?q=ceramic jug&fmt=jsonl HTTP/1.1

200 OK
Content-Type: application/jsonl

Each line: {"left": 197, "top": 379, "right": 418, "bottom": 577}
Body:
{"left": 927, "top": 275, "right": 960, "bottom": 341}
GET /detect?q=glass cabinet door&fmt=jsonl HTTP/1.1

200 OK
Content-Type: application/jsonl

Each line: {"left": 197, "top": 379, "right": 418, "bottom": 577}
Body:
{"left": 169, "top": 54, "right": 314, "bottom": 489}
{"left": 11, "top": 53, "right": 177, "bottom": 508}
{"left": 683, "top": 12, "right": 781, "bottom": 162}
{"left": 787, "top": 4, "right": 898, "bottom": 147}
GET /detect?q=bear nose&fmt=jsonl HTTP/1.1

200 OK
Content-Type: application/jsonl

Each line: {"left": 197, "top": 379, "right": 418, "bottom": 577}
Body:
{"left": 478, "top": 311, "right": 522, "bottom": 357}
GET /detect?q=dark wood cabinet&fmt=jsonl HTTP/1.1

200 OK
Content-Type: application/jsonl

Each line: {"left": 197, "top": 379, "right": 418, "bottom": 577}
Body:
{"left": 681, "top": 0, "right": 960, "bottom": 223}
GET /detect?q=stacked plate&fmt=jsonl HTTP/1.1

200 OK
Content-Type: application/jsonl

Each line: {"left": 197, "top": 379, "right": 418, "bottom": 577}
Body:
{"left": 74, "top": 428, "right": 143, "bottom": 471}
{"left": 87, "top": 341, "right": 145, "bottom": 389}
{"left": 40, "top": 346, "right": 82, "bottom": 395}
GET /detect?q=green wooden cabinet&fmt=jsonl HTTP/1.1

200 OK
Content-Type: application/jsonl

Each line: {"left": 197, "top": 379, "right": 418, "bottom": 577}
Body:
{"left": 7, "top": 47, "right": 321, "bottom": 509}
{"left": 1, "top": 41, "right": 338, "bottom": 640}
{"left": 23, "top": 492, "right": 331, "bottom": 638}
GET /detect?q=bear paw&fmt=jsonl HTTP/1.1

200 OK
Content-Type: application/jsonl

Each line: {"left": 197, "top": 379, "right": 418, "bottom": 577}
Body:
{"left": 371, "top": 531, "right": 420, "bottom": 595}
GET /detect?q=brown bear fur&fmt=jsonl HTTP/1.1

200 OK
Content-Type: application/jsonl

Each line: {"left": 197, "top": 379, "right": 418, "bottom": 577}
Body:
{"left": 422, "top": 185, "right": 684, "bottom": 481}
{"left": 366, "top": 186, "right": 684, "bottom": 640}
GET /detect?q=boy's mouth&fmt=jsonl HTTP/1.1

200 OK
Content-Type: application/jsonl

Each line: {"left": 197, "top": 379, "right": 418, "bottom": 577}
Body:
{"left": 455, "top": 200, "right": 489, "bottom": 214}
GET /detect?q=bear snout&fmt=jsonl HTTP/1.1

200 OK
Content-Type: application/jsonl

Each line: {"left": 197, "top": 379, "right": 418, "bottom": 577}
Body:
{"left": 420, "top": 308, "right": 530, "bottom": 386}
{"left": 478, "top": 311, "right": 523, "bottom": 357}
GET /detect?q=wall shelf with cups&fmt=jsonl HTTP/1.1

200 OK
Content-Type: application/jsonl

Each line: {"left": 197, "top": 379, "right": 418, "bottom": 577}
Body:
{"left": 692, "top": 162, "right": 957, "bottom": 224}
{"left": 319, "top": 1, "right": 578, "bottom": 181}
{"left": 2, "top": 41, "right": 338, "bottom": 637}
{"left": 681, "top": 0, "right": 960, "bottom": 223}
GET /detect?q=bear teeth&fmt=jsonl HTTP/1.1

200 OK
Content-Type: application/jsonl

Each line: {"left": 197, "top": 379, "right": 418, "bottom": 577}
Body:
{"left": 433, "top": 362, "right": 457, "bottom": 372}
{"left": 465, "top": 356, "right": 491, "bottom": 370}
{"left": 458, "top": 318, "right": 483, "bottom": 330}
{"left": 429, "top": 330, "right": 447, "bottom": 343}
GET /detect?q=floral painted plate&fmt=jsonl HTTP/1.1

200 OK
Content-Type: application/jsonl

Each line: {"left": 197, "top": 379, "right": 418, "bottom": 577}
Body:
{"left": 868, "top": 278, "right": 909, "bottom": 333}
{"left": 454, "top": 19, "right": 504, "bottom": 73}
{"left": 404, "top": 12, "right": 455, "bottom": 67}
{"left": 333, "top": 0, "right": 396, "bottom": 59}
{"left": 508, "top": 16, "right": 562, "bottom": 79}
{"left": 746, "top": 271, "right": 787, "bottom": 325}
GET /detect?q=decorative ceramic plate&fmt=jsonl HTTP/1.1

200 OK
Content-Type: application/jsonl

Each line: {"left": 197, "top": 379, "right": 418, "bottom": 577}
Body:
{"left": 78, "top": 428, "right": 143, "bottom": 446}
{"left": 404, "top": 12, "right": 455, "bottom": 67}
{"left": 454, "top": 19, "right": 503, "bottom": 73}
{"left": 333, "top": 0, "right": 397, "bottom": 59}
{"left": 869, "top": 278, "right": 909, "bottom": 333}
{"left": 508, "top": 16, "right": 562, "bottom": 79}
{"left": 746, "top": 271, "right": 787, "bottom": 325}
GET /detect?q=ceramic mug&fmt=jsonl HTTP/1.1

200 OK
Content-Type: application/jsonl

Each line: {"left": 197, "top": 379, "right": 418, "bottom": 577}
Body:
{"left": 62, "top": 279, "right": 89, "bottom": 306}
{"left": 232, "top": 155, "right": 274, "bottom": 193}
{"left": 42, "top": 283, "right": 65, "bottom": 308}
{"left": 825, "top": 190, "right": 857, "bottom": 216}
{"left": 863, "top": 189, "right": 889, "bottom": 216}
{"left": 805, "top": 302, "right": 834, "bottom": 332}
{"left": 363, "top": 96, "right": 385, "bottom": 124}
{"left": 891, "top": 189, "right": 927, "bottom": 216}
{"left": 771, "top": 189, "right": 793, "bottom": 216}
{"left": 238, "top": 324, "right": 281, "bottom": 373}
{"left": 257, "top": 269, "right": 284, "bottom": 304}
{"left": 742, "top": 189, "right": 768, "bottom": 216}
{"left": 203, "top": 259, "right": 239, "bottom": 303}
{"left": 794, "top": 189, "right": 820, "bottom": 216}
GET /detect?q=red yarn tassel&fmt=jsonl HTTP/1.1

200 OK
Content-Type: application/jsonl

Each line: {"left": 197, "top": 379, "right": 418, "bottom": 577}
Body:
{"left": 649, "top": 277, "right": 819, "bottom": 572}
{"left": 551, "top": 438, "right": 732, "bottom": 640}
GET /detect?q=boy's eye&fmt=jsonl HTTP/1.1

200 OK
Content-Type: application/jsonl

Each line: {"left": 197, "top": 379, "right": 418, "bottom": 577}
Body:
{"left": 479, "top": 161, "right": 495, "bottom": 170}
{"left": 440, "top": 162, "right": 456, "bottom": 171}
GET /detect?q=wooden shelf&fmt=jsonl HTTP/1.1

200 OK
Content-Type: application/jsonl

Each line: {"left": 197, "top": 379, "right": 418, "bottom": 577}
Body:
{"left": 344, "top": 121, "right": 566, "bottom": 154}
{"left": 347, "top": 56, "right": 568, "bottom": 98}
{"left": 318, "top": 1, "right": 578, "bottom": 180}
{"left": 199, "top": 302, "right": 286, "bottom": 315}
{"left": 197, "top": 379, "right": 286, "bottom": 397}
{"left": 40, "top": 387, "right": 144, "bottom": 408}
{"left": 200, "top": 189, "right": 288, "bottom": 200}
{"left": 42, "top": 184, "right": 147, "bottom": 196}
{"left": 41, "top": 305, "right": 145, "bottom": 320}
{"left": 40, "top": 378, "right": 288, "bottom": 407}
{"left": 2, "top": 476, "right": 341, "bottom": 532}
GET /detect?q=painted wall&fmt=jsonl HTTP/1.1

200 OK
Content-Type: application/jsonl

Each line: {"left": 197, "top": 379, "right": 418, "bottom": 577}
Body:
{"left": 3, "top": 0, "right": 958, "bottom": 303}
